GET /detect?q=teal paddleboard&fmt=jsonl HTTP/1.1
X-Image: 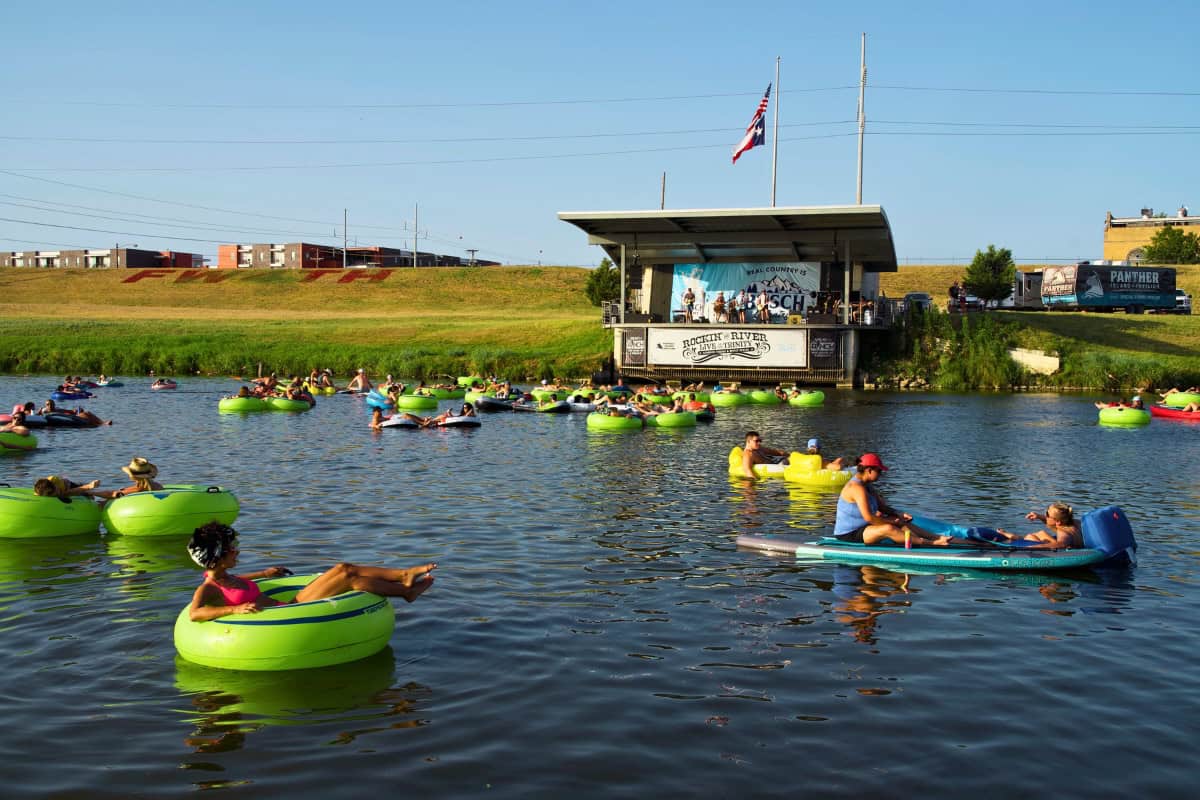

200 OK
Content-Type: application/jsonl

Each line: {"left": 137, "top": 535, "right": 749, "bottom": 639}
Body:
{"left": 736, "top": 534, "right": 1108, "bottom": 570}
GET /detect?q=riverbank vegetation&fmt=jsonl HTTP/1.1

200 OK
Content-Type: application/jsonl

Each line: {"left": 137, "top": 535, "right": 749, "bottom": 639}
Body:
{"left": 871, "top": 261, "right": 1200, "bottom": 390}
{"left": 0, "top": 267, "right": 611, "bottom": 379}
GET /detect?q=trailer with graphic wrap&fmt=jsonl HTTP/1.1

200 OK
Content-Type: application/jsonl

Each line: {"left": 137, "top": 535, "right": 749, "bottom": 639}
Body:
{"left": 1040, "top": 262, "right": 1176, "bottom": 314}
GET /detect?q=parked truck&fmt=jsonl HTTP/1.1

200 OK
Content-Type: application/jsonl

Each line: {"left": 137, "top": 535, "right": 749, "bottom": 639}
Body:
{"left": 1039, "top": 262, "right": 1176, "bottom": 314}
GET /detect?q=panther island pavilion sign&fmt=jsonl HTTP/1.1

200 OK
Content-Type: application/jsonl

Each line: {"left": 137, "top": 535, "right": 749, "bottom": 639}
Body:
{"left": 647, "top": 327, "right": 807, "bottom": 368}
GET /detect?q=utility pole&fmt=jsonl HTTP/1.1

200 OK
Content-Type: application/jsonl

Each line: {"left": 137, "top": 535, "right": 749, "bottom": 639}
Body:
{"left": 413, "top": 204, "right": 419, "bottom": 268}
{"left": 466, "top": 248, "right": 478, "bottom": 266}
{"left": 771, "top": 56, "right": 780, "bottom": 207}
{"left": 660, "top": 171, "right": 666, "bottom": 209}
{"left": 343, "top": 208, "right": 348, "bottom": 269}
{"left": 856, "top": 33, "right": 867, "bottom": 205}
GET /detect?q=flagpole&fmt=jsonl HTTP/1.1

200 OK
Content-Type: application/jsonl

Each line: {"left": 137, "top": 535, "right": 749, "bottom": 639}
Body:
{"left": 771, "top": 56, "right": 780, "bottom": 207}
{"left": 856, "top": 33, "right": 866, "bottom": 205}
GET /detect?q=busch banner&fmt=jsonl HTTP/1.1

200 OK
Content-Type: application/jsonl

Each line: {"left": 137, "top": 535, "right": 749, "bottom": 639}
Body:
{"left": 647, "top": 327, "right": 808, "bottom": 368}
{"left": 671, "top": 262, "right": 820, "bottom": 322}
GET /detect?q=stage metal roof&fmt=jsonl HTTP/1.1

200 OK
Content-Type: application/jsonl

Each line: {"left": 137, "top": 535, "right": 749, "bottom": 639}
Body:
{"left": 558, "top": 205, "right": 897, "bottom": 272}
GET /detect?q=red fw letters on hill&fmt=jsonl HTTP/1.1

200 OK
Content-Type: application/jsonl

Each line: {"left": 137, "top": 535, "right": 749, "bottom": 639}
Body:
{"left": 122, "top": 269, "right": 396, "bottom": 285}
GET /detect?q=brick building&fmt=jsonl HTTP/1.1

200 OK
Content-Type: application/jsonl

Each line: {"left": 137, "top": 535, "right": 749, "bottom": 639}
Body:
{"left": 215, "top": 242, "right": 497, "bottom": 269}
{"left": 0, "top": 247, "right": 202, "bottom": 269}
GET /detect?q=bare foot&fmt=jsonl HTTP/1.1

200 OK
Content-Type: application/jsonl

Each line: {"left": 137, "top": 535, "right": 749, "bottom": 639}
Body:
{"left": 81, "top": 480, "right": 100, "bottom": 490}
{"left": 402, "top": 563, "right": 437, "bottom": 587}
{"left": 401, "top": 575, "right": 434, "bottom": 602}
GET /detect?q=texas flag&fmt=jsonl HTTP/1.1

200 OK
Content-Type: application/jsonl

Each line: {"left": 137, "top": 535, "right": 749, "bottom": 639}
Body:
{"left": 732, "top": 84, "right": 771, "bottom": 164}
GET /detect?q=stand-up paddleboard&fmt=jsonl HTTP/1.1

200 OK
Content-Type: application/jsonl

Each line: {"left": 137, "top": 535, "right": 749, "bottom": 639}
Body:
{"left": 737, "top": 506, "right": 1137, "bottom": 571}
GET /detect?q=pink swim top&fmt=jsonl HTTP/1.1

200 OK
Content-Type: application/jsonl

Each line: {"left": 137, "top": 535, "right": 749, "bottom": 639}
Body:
{"left": 205, "top": 576, "right": 262, "bottom": 606}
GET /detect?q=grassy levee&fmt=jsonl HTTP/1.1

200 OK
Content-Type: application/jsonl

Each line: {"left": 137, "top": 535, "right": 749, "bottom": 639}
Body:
{"left": 0, "top": 267, "right": 612, "bottom": 379}
{"left": 877, "top": 264, "right": 1200, "bottom": 389}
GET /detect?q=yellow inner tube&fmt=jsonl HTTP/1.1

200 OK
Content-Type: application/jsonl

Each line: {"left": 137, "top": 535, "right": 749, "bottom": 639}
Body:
{"left": 728, "top": 446, "right": 787, "bottom": 478}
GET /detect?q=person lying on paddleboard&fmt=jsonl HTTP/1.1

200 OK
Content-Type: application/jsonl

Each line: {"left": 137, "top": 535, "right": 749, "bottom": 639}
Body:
{"left": 995, "top": 503, "right": 1083, "bottom": 549}
{"left": 401, "top": 403, "right": 476, "bottom": 428}
{"left": 186, "top": 522, "right": 435, "bottom": 621}
{"left": 834, "top": 453, "right": 958, "bottom": 547}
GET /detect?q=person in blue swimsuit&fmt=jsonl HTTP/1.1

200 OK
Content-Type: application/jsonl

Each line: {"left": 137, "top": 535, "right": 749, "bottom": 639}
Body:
{"left": 833, "top": 453, "right": 954, "bottom": 546}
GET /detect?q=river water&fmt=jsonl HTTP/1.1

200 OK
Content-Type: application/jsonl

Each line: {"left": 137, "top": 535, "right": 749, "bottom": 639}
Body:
{"left": 0, "top": 377, "right": 1196, "bottom": 798}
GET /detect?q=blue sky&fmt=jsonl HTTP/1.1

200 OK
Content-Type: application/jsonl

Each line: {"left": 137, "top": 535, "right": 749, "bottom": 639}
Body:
{"left": 2, "top": 1, "right": 1197, "bottom": 266}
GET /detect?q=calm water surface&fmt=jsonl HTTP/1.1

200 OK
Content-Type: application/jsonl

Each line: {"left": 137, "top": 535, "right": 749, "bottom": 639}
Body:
{"left": 0, "top": 377, "right": 1196, "bottom": 798}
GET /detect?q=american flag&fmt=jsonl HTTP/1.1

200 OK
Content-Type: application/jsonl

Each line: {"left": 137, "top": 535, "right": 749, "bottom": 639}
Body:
{"left": 732, "top": 84, "right": 771, "bottom": 164}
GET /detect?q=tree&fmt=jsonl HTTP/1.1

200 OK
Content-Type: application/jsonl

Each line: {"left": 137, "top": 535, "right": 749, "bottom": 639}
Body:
{"left": 1141, "top": 226, "right": 1200, "bottom": 264}
{"left": 963, "top": 244, "right": 1016, "bottom": 304}
{"left": 584, "top": 257, "right": 621, "bottom": 306}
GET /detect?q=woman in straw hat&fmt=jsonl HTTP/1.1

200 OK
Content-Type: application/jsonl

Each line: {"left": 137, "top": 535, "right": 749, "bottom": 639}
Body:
{"left": 93, "top": 457, "right": 165, "bottom": 499}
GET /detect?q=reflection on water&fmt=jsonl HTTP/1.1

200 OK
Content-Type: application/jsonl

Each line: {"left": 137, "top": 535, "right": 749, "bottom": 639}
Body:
{"left": 0, "top": 378, "right": 1196, "bottom": 797}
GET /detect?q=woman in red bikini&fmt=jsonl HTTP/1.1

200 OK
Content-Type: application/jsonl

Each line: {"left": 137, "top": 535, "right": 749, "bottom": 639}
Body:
{"left": 186, "top": 522, "right": 436, "bottom": 622}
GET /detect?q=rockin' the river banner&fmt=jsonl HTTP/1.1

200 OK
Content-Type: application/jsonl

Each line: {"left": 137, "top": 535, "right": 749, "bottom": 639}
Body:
{"left": 646, "top": 327, "right": 808, "bottom": 368}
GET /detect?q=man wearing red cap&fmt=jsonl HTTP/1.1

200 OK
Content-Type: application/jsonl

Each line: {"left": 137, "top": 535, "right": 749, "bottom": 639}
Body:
{"left": 834, "top": 453, "right": 955, "bottom": 546}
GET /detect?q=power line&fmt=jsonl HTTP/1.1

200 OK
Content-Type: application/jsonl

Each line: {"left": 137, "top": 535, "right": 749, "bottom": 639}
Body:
{"left": 0, "top": 120, "right": 855, "bottom": 146}
{"left": 0, "top": 133, "right": 855, "bottom": 174}
{"left": 872, "top": 83, "right": 1200, "bottom": 97}
{"left": 4, "top": 87, "right": 856, "bottom": 111}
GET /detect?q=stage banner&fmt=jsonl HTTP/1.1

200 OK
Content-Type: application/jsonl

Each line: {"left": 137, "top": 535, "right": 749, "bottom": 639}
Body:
{"left": 621, "top": 327, "right": 647, "bottom": 367}
{"left": 671, "top": 262, "right": 820, "bottom": 322}
{"left": 647, "top": 327, "right": 808, "bottom": 368}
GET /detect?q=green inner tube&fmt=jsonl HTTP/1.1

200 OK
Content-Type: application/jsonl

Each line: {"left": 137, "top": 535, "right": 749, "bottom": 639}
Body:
{"left": 173, "top": 574, "right": 396, "bottom": 671}
{"left": 748, "top": 390, "right": 782, "bottom": 405}
{"left": 1098, "top": 406, "right": 1150, "bottom": 426}
{"left": 646, "top": 411, "right": 697, "bottom": 428}
{"left": 788, "top": 390, "right": 826, "bottom": 407}
{"left": 265, "top": 397, "right": 312, "bottom": 412}
{"left": 102, "top": 484, "right": 240, "bottom": 537}
{"left": 1163, "top": 391, "right": 1200, "bottom": 408}
{"left": 711, "top": 392, "right": 749, "bottom": 407}
{"left": 0, "top": 431, "right": 38, "bottom": 452}
{"left": 0, "top": 488, "right": 101, "bottom": 538}
{"left": 395, "top": 394, "right": 438, "bottom": 410}
{"left": 586, "top": 412, "right": 644, "bottom": 431}
{"left": 427, "top": 387, "right": 466, "bottom": 400}
{"left": 673, "top": 391, "right": 711, "bottom": 403}
{"left": 464, "top": 389, "right": 494, "bottom": 404}
{"left": 641, "top": 394, "right": 674, "bottom": 405}
{"left": 218, "top": 396, "right": 268, "bottom": 413}
{"left": 531, "top": 388, "right": 567, "bottom": 402}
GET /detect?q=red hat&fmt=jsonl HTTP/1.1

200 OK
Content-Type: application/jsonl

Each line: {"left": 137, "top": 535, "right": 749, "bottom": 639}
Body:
{"left": 859, "top": 453, "right": 889, "bottom": 471}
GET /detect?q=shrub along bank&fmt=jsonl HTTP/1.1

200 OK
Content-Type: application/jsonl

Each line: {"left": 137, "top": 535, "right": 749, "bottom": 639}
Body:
{"left": 865, "top": 307, "right": 1200, "bottom": 391}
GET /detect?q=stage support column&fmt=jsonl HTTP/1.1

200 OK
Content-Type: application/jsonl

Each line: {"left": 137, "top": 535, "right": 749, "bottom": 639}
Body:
{"left": 619, "top": 243, "right": 627, "bottom": 325}
{"left": 842, "top": 241, "right": 851, "bottom": 325}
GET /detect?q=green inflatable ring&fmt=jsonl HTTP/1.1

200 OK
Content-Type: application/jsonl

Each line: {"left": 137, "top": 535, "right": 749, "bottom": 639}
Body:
{"left": 102, "top": 485, "right": 239, "bottom": 537}
{"left": 218, "top": 396, "right": 268, "bottom": 413}
{"left": 646, "top": 411, "right": 697, "bottom": 428}
{"left": 464, "top": 389, "right": 493, "bottom": 405}
{"left": 711, "top": 392, "right": 749, "bottom": 408}
{"left": 788, "top": 390, "right": 826, "bottom": 407}
{"left": 531, "top": 388, "right": 568, "bottom": 402}
{"left": 428, "top": 387, "right": 465, "bottom": 400}
{"left": 640, "top": 394, "right": 674, "bottom": 405}
{"left": 265, "top": 397, "right": 312, "bottom": 412}
{"left": 457, "top": 375, "right": 483, "bottom": 387}
{"left": 0, "top": 487, "right": 101, "bottom": 538}
{"left": 395, "top": 394, "right": 438, "bottom": 411}
{"left": 748, "top": 390, "right": 782, "bottom": 405}
{"left": 1163, "top": 391, "right": 1200, "bottom": 408}
{"left": 0, "top": 431, "right": 38, "bottom": 453}
{"left": 673, "top": 391, "right": 711, "bottom": 403}
{"left": 1097, "top": 406, "right": 1150, "bottom": 426}
{"left": 173, "top": 574, "right": 396, "bottom": 671}
{"left": 586, "top": 412, "right": 644, "bottom": 431}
